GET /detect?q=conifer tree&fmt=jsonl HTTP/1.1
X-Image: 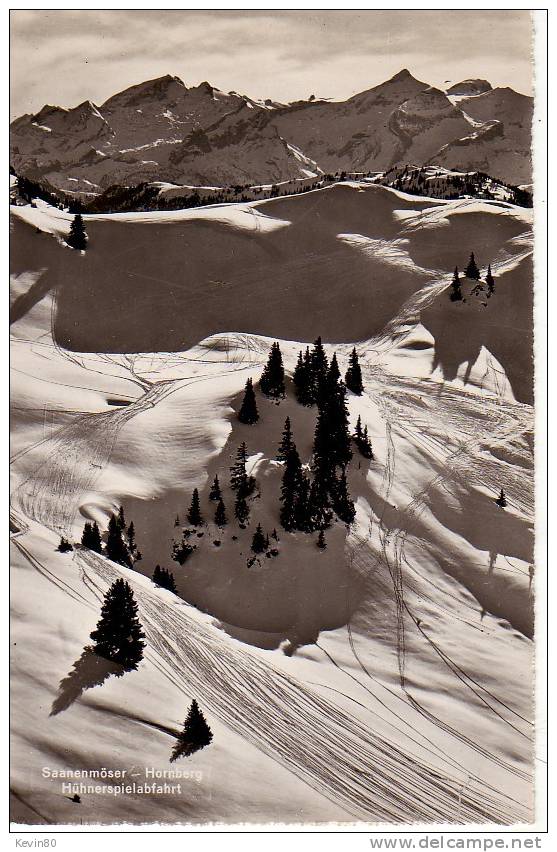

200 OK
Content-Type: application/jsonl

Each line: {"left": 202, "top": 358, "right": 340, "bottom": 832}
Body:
{"left": 331, "top": 468, "right": 356, "bottom": 524}
{"left": 450, "top": 266, "right": 463, "bottom": 301}
{"left": 214, "top": 498, "right": 227, "bottom": 527}
{"left": 234, "top": 492, "right": 250, "bottom": 525}
{"left": 293, "top": 474, "right": 311, "bottom": 532}
{"left": 293, "top": 347, "right": 317, "bottom": 406}
{"left": 174, "top": 514, "right": 181, "bottom": 527}
{"left": 465, "top": 252, "right": 480, "bottom": 280}
{"left": 89, "top": 520, "right": 102, "bottom": 553}
{"left": 117, "top": 505, "right": 126, "bottom": 530}
{"left": 496, "top": 488, "right": 507, "bottom": 508}
{"left": 313, "top": 358, "right": 352, "bottom": 479}
{"left": 308, "top": 474, "right": 333, "bottom": 531}
{"left": 230, "top": 443, "right": 255, "bottom": 497}
{"left": 170, "top": 699, "right": 213, "bottom": 761}
{"left": 81, "top": 521, "right": 93, "bottom": 549}
{"left": 353, "top": 416, "right": 374, "bottom": 459}
{"left": 277, "top": 416, "right": 294, "bottom": 462}
{"left": 259, "top": 341, "right": 285, "bottom": 398}
{"left": 238, "top": 378, "right": 259, "bottom": 424}
{"left": 345, "top": 347, "right": 364, "bottom": 395}
{"left": 280, "top": 445, "right": 303, "bottom": 531}
{"left": 486, "top": 264, "right": 495, "bottom": 294}
{"left": 316, "top": 529, "right": 327, "bottom": 549}
{"left": 311, "top": 336, "right": 329, "bottom": 386}
{"left": 293, "top": 350, "right": 308, "bottom": 404}
{"left": 209, "top": 475, "right": 221, "bottom": 502}
{"left": 127, "top": 521, "right": 136, "bottom": 555}
{"left": 251, "top": 523, "right": 267, "bottom": 553}
{"left": 105, "top": 514, "right": 131, "bottom": 566}
{"left": 187, "top": 489, "right": 203, "bottom": 526}
{"left": 66, "top": 214, "right": 88, "bottom": 251}
{"left": 57, "top": 536, "right": 73, "bottom": 553}
{"left": 89, "top": 578, "right": 145, "bottom": 669}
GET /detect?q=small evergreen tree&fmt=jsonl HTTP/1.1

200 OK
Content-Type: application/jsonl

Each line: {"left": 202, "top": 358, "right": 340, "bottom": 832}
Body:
{"left": 174, "top": 514, "right": 181, "bottom": 527}
{"left": 307, "top": 474, "right": 333, "bottom": 531}
{"left": 89, "top": 521, "right": 102, "bottom": 553}
{"left": 57, "top": 536, "right": 73, "bottom": 553}
{"left": 105, "top": 514, "right": 131, "bottom": 566}
{"left": 251, "top": 523, "right": 267, "bottom": 553}
{"left": 234, "top": 492, "right": 250, "bottom": 525}
{"left": 316, "top": 529, "right": 327, "bottom": 549}
{"left": 117, "top": 505, "right": 126, "bottom": 530}
{"left": 293, "top": 350, "right": 311, "bottom": 405}
{"left": 238, "top": 378, "right": 259, "bottom": 424}
{"left": 259, "top": 342, "right": 285, "bottom": 398}
{"left": 127, "top": 521, "right": 136, "bottom": 555}
{"left": 81, "top": 521, "right": 93, "bottom": 548}
{"left": 277, "top": 416, "right": 294, "bottom": 462}
{"left": 230, "top": 443, "right": 256, "bottom": 497}
{"left": 450, "top": 266, "right": 463, "bottom": 301}
{"left": 496, "top": 488, "right": 507, "bottom": 508}
{"left": 465, "top": 252, "right": 480, "bottom": 280}
{"left": 187, "top": 489, "right": 203, "bottom": 526}
{"left": 345, "top": 347, "right": 364, "bottom": 395}
{"left": 66, "top": 214, "right": 88, "bottom": 251}
{"left": 89, "top": 578, "right": 145, "bottom": 669}
{"left": 280, "top": 445, "right": 303, "bottom": 531}
{"left": 331, "top": 468, "right": 356, "bottom": 524}
{"left": 170, "top": 699, "right": 213, "bottom": 761}
{"left": 294, "top": 474, "right": 312, "bottom": 531}
{"left": 353, "top": 416, "right": 374, "bottom": 459}
{"left": 209, "top": 475, "right": 221, "bottom": 502}
{"left": 486, "top": 264, "right": 495, "bottom": 294}
{"left": 311, "top": 336, "right": 329, "bottom": 387}
{"left": 215, "top": 498, "right": 227, "bottom": 527}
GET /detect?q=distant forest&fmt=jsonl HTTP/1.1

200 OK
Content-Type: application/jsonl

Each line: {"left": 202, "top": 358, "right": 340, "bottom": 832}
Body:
{"left": 10, "top": 164, "right": 532, "bottom": 216}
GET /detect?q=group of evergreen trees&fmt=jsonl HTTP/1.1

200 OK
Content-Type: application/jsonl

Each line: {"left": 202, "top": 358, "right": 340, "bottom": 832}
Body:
{"left": 80, "top": 506, "right": 139, "bottom": 567}
{"left": 172, "top": 442, "right": 259, "bottom": 561}
{"left": 450, "top": 254, "right": 496, "bottom": 302}
{"left": 152, "top": 564, "right": 177, "bottom": 593}
{"left": 89, "top": 576, "right": 212, "bottom": 760}
{"left": 293, "top": 338, "right": 365, "bottom": 404}
{"left": 171, "top": 338, "right": 371, "bottom": 557}
{"left": 81, "top": 520, "right": 102, "bottom": 553}
{"left": 279, "top": 349, "right": 357, "bottom": 537}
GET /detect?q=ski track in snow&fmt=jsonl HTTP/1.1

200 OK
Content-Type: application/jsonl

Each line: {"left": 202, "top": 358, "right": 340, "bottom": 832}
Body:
{"left": 52, "top": 546, "right": 526, "bottom": 825}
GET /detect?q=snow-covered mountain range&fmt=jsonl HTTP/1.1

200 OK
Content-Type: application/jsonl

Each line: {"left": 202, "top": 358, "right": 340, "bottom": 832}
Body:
{"left": 10, "top": 70, "right": 532, "bottom": 197}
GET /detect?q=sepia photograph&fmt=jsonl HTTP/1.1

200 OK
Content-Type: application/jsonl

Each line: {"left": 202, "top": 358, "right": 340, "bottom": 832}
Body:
{"left": 8, "top": 7, "right": 547, "bottom": 833}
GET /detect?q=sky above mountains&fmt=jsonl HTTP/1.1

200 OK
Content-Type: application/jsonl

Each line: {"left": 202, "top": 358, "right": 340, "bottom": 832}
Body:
{"left": 10, "top": 10, "right": 533, "bottom": 120}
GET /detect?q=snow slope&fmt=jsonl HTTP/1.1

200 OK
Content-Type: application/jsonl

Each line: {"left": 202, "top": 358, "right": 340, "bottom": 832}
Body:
{"left": 10, "top": 185, "right": 535, "bottom": 826}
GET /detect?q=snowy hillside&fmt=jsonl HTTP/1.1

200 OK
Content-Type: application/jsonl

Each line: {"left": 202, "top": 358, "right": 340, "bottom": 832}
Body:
{"left": 10, "top": 183, "right": 534, "bottom": 825}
